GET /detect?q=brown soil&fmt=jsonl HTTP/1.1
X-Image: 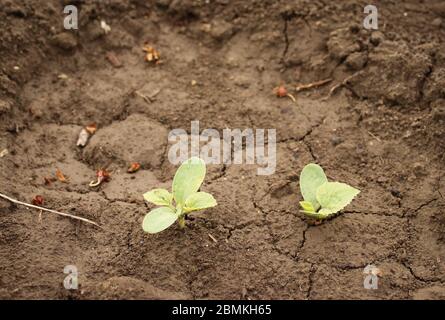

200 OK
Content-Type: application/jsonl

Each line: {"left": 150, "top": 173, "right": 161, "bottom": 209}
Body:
{"left": 1, "top": 0, "right": 445, "bottom": 300}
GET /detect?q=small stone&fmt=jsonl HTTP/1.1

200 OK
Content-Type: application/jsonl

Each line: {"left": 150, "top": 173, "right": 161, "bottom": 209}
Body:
{"left": 432, "top": 100, "right": 445, "bottom": 122}
{"left": 432, "top": 18, "right": 442, "bottom": 27}
{"left": 51, "top": 33, "right": 77, "bottom": 50}
{"left": 29, "top": 102, "right": 43, "bottom": 118}
{"left": 330, "top": 135, "right": 344, "bottom": 146}
{"left": 412, "top": 162, "right": 425, "bottom": 176}
{"left": 0, "top": 100, "right": 11, "bottom": 114}
{"left": 209, "top": 19, "right": 234, "bottom": 41}
{"left": 370, "top": 31, "right": 384, "bottom": 46}
{"left": 156, "top": 0, "right": 172, "bottom": 7}
{"left": 345, "top": 52, "right": 368, "bottom": 70}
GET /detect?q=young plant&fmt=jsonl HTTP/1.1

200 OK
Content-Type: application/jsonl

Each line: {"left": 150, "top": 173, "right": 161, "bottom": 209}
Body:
{"left": 299, "top": 163, "right": 360, "bottom": 220}
{"left": 142, "top": 157, "right": 217, "bottom": 234}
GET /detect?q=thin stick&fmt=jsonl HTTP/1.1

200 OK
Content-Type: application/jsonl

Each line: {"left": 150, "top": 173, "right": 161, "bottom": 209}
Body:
{"left": 367, "top": 130, "right": 382, "bottom": 142}
{"left": 322, "top": 74, "right": 356, "bottom": 101}
{"left": 0, "top": 192, "right": 100, "bottom": 227}
{"left": 295, "top": 78, "right": 332, "bottom": 92}
{"left": 208, "top": 233, "right": 218, "bottom": 243}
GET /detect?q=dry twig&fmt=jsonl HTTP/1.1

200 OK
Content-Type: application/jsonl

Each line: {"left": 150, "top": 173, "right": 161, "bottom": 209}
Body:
{"left": 0, "top": 192, "right": 99, "bottom": 227}
{"left": 295, "top": 78, "right": 332, "bottom": 92}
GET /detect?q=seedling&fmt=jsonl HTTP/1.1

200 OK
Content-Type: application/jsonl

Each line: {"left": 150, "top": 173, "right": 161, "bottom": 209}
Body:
{"left": 142, "top": 157, "right": 217, "bottom": 234}
{"left": 299, "top": 163, "right": 360, "bottom": 220}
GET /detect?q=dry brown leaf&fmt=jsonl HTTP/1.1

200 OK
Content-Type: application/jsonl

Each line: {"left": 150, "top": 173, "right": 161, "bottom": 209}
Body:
{"left": 85, "top": 123, "right": 97, "bottom": 135}
{"left": 127, "top": 162, "right": 141, "bottom": 173}
{"left": 31, "top": 195, "right": 44, "bottom": 206}
{"left": 56, "top": 168, "right": 68, "bottom": 183}
{"left": 44, "top": 177, "right": 56, "bottom": 186}
{"left": 142, "top": 44, "right": 160, "bottom": 64}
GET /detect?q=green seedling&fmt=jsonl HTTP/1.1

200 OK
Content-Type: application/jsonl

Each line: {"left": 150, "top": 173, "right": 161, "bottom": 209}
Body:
{"left": 142, "top": 157, "right": 217, "bottom": 234}
{"left": 299, "top": 163, "right": 360, "bottom": 220}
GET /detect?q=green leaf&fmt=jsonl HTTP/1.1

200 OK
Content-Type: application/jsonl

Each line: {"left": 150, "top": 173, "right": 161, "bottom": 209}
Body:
{"left": 184, "top": 192, "right": 217, "bottom": 213}
{"left": 316, "top": 182, "right": 360, "bottom": 216}
{"left": 142, "top": 207, "right": 178, "bottom": 234}
{"left": 143, "top": 188, "right": 173, "bottom": 206}
{"left": 173, "top": 157, "right": 206, "bottom": 206}
{"left": 299, "top": 201, "right": 316, "bottom": 213}
{"left": 300, "top": 163, "right": 328, "bottom": 210}
{"left": 299, "top": 209, "right": 331, "bottom": 220}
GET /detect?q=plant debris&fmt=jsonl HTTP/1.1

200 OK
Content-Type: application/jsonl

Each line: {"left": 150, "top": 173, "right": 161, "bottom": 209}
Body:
{"left": 85, "top": 123, "right": 97, "bottom": 135}
{"left": 0, "top": 192, "right": 99, "bottom": 227}
{"left": 100, "top": 20, "right": 111, "bottom": 34}
{"left": 127, "top": 162, "right": 141, "bottom": 173}
{"left": 56, "top": 168, "right": 68, "bottom": 183}
{"left": 44, "top": 177, "right": 56, "bottom": 186}
{"left": 134, "top": 88, "right": 162, "bottom": 104}
{"left": 76, "top": 123, "right": 97, "bottom": 147}
{"left": 31, "top": 195, "right": 44, "bottom": 206}
{"left": 142, "top": 44, "right": 161, "bottom": 64}
{"left": 106, "top": 52, "right": 122, "bottom": 68}
{"left": 0, "top": 148, "right": 8, "bottom": 158}
{"left": 295, "top": 78, "right": 332, "bottom": 92}
{"left": 89, "top": 168, "right": 111, "bottom": 188}
{"left": 208, "top": 233, "right": 218, "bottom": 243}
{"left": 273, "top": 85, "right": 296, "bottom": 102}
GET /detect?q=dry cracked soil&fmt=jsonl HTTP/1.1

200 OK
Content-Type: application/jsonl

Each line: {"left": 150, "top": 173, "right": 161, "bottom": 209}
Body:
{"left": 1, "top": 0, "right": 445, "bottom": 300}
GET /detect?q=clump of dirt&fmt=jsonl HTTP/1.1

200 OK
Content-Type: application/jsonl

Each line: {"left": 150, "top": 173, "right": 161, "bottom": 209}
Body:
{"left": 1, "top": 0, "right": 445, "bottom": 300}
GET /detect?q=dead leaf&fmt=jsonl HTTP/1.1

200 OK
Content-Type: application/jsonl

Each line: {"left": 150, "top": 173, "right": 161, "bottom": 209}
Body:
{"left": 85, "top": 123, "right": 97, "bottom": 135}
{"left": 56, "top": 168, "right": 68, "bottom": 183}
{"left": 44, "top": 177, "right": 56, "bottom": 186}
{"left": 100, "top": 20, "right": 111, "bottom": 34}
{"left": 31, "top": 195, "right": 44, "bottom": 206}
{"left": 0, "top": 149, "right": 8, "bottom": 158}
{"left": 142, "top": 44, "right": 160, "bottom": 64}
{"left": 76, "top": 128, "right": 90, "bottom": 147}
{"left": 127, "top": 162, "right": 141, "bottom": 173}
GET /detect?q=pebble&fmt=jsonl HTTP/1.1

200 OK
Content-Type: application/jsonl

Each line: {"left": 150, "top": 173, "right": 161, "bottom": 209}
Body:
{"left": 345, "top": 52, "right": 368, "bottom": 70}
{"left": 330, "top": 135, "right": 344, "bottom": 146}
{"left": 51, "top": 33, "right": 77, "bottom": 50}
{"left": 0, "top": 100, "right": 11, "bottom": 114}
{"left": 370, "top": 31, "right": 384, "bottom": 46}
{"left": 432, "top": 18, "right": 442, "bottom": 27}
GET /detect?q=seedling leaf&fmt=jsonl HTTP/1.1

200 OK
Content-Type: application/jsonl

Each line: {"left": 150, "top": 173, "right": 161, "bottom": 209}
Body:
{"left": 142, "top": 157, "right": 216, "bottom": 234}
{"left": 143, "top": 188, "right": 173, "bottom": 206}
{"left": 316, "top": 182, "right": 360, "bottom": 215}
{"left": 184, "top": 192, "right": 217, "bottom": 213}
{"left": 300, "top": 163, "right": 328, "bottom": 210}
{"left": 299, "top": 201, "right": 315, "bottom": 213}
{"left": 142, "top": 207, "right": 178, "bottom": 234}
{"left": 172, "top": 157, "right": 206, "bottom": 206}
